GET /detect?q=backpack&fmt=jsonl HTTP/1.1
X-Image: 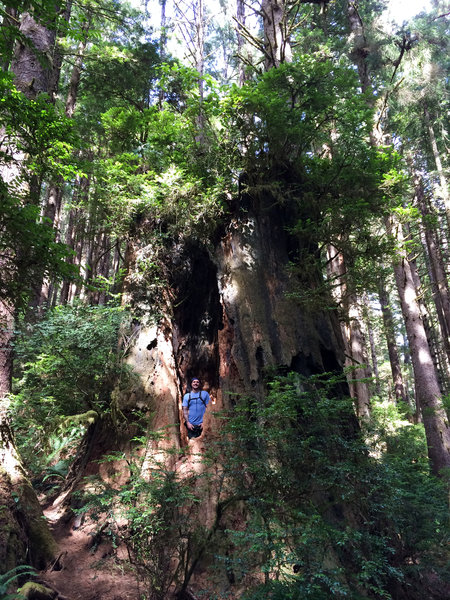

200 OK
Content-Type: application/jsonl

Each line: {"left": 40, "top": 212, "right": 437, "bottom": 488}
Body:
{"left": 187, "top": 391, "right": 207, "bottom": 409}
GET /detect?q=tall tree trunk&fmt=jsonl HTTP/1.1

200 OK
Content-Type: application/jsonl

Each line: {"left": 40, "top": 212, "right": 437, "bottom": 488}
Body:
{"left": 347, "top": 298, "right": 372, "bottom": 419}
{"left": 59, "top": 202, "right": 77, "bottom": 305}
{"left": 346, "top": 0, "right": 371, "bottom": 96}
{"left": 48, "top": 0, "right": 73, "bottom": 102}
{"left": 387, "top": 215, "right": 450, "bottom": 476}
{"left": 0, "top": 7, "right": 59, "bottom": 571}
{"left": 423, "top": 103, "right": 450, "bottom": 232}
{"left": 32, "top": 25, "right": 90, "bottom": 310}
{"left": 413, "top": 169, "right": 450, "bottom": 363}
{"left": 405, "top": 221, "right": 449, "bottom": 393}
{"left": 378, "top": 279, "right": 409, "bottom": 407}
{"left": 326, "top": 245, "right": 371, "bottom": 420}
{"left": 65, "top": 28, "right": 89, "bottom": 118}
{"left": 364, "top": 299, "right": 381, "bottom": 397}
{"left": 345, "top": 1, "right": 450, "bottom": 465}
{"left": 236, "top": 0, "right": 248, "bottom": 85}
{"left": 261, "top": 0, "right": 292, "bottom": 69}
{"left": 11, "top": 12, "right": 57, "bottom": 98}
{"left": 174, "top": 0, "right": 207, "bottom": 140}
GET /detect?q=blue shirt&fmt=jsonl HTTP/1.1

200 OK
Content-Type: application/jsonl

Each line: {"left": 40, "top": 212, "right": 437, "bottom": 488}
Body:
{"left": 182, "top": 391, "right": 210, "bottom": 426}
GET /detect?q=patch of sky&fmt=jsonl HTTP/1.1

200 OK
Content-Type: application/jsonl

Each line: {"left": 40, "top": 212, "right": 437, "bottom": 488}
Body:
{"left": 381, "top": 0, "right": 432, "bottom": 28}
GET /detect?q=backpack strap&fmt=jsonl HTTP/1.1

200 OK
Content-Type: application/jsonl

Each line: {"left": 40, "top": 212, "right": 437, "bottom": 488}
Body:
{"left": 187, "top": 391, "right": 207, "bottom": 409}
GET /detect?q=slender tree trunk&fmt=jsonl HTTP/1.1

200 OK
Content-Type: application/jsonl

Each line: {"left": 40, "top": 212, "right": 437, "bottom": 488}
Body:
{"left": 33, "top": 26, "right": 90, "bottom": 310}
{"left": 423, "top": 104, "right": 450, "bottom": 231}
{"left": 59, "top": 200, "right": 78, "bottom": 304}
{"left": 30, "top": 184, "right": 64, "bottom": 312}
{"left": 347, "top": 299, "right": 371, "bottom": 419}
{"left": 387, "top": 214, "right": 450, "bottom": 476}
{"left": 346, "top": 1, "right": 371, "bottom": 96}
{"left": 195, "top": 0, "right": 205, "bottom": 138}
{"left": 413, "top": 169, "right": 450, "bottom": 362}
{"left": 404, "top": 221, "right": 448, "bottom": 392}
{"left": 326, "top": 245, "right": 371, "bottom": 420}
{"left": 378, "top": 279, "right": 409, "bottom": 406}
{"left": 364, "top": 300, "right": 381, "bottom": 397}
{"left": 418, "top": 225, "right": 450, "bottom": 390}
{"left": 159, "top": 0, "right": 168, "bottom": 59}
{"left": 48, "top": 0, "right": 73, "bottom": 101}
{"left": 65, "top": 23, "right": 89, "bottom": 118}
{"left": 236, "top": 0, "right": 250, "bottom": 85}
{"left": 345, "top": 1, "right": 449, "bottom": 459}
{"left": 174, "top": 0, "right": 207, "bottom": 140}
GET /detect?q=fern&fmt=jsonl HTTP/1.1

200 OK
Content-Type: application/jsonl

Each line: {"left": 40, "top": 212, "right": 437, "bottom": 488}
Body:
{"left": 0, "top": 565, "right": 35, "bottom": 600}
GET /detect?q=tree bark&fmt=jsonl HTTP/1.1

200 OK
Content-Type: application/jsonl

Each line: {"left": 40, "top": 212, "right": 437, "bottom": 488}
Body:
{"left": 387, "top": 215, "right": 450, "bottom": 476}
{"left": 413, "top": 169, "right": 450, "bottom": 364}
{"left": 378, "top": 279, "right": 409, "bottom": 407}
{"left": 11, "top": 12, "right": 57, "bottom": 98}
{"left": 326, "top": 245, "right": 371, "bottom": 420}
{"left": 261, "top": 0, "right": 292, "bottom": 69}
{"left": 0, "top": 304, "right": 57, "bottom": 571}
{"left": 365, "top": 299, "right": 381, "bottom": 397}
{"left": 423, "top": 104, "right": 450, "bottom": 232}
{"left": 48, "top": 0, "right": 73, "bottom": 102}
{"left": 236, "top": 0, "right": 248, "bottom": 85}
{"left": 0, "top": 8, "right": 60, "bottom": 569}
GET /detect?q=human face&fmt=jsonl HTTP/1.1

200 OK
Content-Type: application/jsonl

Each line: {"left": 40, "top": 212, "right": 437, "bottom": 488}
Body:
{"left": 191, "top": 379, "right": 200, "bottom": 389}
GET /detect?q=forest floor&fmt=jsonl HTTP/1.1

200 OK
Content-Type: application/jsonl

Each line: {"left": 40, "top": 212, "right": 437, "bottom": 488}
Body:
{"left": 41, "top": 501, "right": 141, "bottom": 600}
{"left": 38, "top": 439, "right": 214, "bottom": 600}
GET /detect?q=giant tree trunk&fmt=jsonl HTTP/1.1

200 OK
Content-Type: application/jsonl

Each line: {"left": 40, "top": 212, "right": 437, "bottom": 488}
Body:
{"left": 0, "top": 303, "right": 57, "bottom": 573}
{"left": 0, "top": 7, "right": 60, "bottom": 572}
{"left": 115, "top": 191, "right": 350, "bottom": 459}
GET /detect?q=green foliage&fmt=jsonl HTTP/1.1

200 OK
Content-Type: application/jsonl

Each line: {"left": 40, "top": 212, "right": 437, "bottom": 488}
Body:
{"left": 222, "top": 57, "right": 374, "bottom": 176}
{"left": 0, "top": 73, "right": 79, "bottom": 185}
{"left": 80, "top": 40, "right": 161, "bottom": 112}
{"left": 78, "top": 436, "right": 206, "bottom": 600}
{"left": 220, "top": 57, "right": 404, "bottom": 295}
{"left": 0, "top": 192, "right": 76, "bottom": 310}
{"left": 207, "top": 373, "right": 449, "bottom": 599}
{"left": 10, "top": 303, "right": 135, "bottom": 475}
{"left": 371, "top": 401, "right": 449, "bottom": 573}
{"left": 0, "top": 565, "right": 35, "bottom": 600}
{"left": 0, "top": 73, "right": 79, "bottom": 309}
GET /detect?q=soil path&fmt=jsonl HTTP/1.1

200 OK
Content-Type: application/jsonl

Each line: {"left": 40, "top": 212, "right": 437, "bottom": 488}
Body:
{"left": 41, "top": 501, "right": 141, "bottom": 600}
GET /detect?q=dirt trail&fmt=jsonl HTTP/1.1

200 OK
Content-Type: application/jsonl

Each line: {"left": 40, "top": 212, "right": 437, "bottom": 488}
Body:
{"left": 37, "top": 435, "right": 219, "bottom": 600}
{"left": 41, "top": 502, "right": 141, "bottom": 600}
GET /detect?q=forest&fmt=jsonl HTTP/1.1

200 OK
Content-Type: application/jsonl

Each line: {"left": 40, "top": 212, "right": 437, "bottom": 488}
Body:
{"left": 0, "top": 0, "right": 449, "bottom": 599}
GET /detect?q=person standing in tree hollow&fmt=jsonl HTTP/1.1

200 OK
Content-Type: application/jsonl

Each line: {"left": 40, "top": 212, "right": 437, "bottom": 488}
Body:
{"left": 182, "top": 377, "right": 210, "bottom": 439}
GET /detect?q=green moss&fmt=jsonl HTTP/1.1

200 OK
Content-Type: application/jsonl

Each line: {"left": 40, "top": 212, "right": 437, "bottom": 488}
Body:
{"left": 17, "top": 482, "right": 57, "bottom": 569}
{"left": 18, "top": 582, "right": 57, "bottom": 599}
